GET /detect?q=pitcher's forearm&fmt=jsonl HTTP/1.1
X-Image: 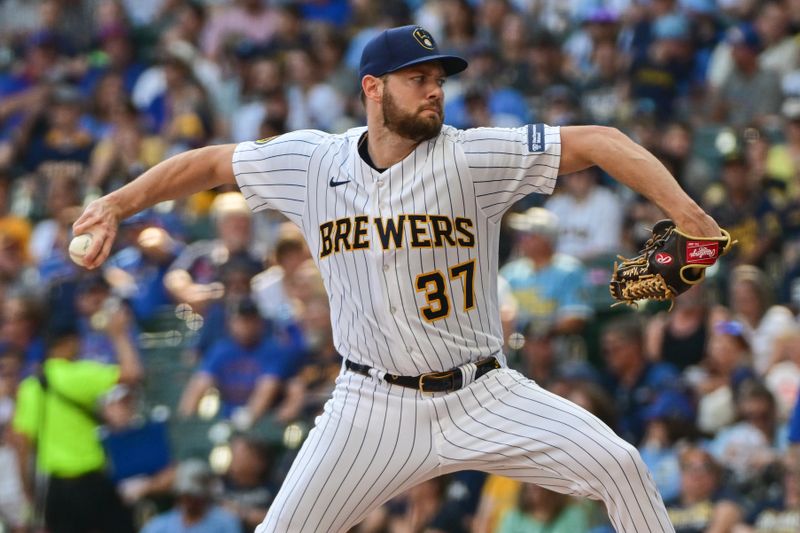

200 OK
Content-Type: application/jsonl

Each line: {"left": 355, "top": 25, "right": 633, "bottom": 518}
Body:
{"left": 593, "top": 130, "right": 704, "bottom": 223}
{"left": 560, "top": 126, "right": 719, "bottom": 237}
{"left": 106, "top": 144, "right": 237, "bottom": 220}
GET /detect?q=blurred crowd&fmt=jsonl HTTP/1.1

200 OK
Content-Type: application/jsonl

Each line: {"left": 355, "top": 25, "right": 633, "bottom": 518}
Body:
{"left": 2, "top": 0, "right": 800, "bottom": 532}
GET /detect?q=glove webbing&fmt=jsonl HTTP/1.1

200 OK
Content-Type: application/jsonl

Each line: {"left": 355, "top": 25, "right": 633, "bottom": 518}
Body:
{"left": 611, "top": 256, "right": 676, "bottom": 310}
{"left": 618, "top": 274, "right": 674, "bottom": 302}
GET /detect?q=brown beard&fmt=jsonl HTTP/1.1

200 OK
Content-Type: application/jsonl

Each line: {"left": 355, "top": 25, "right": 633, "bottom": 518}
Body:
{"left": 382, "top": 89, "right": 443, "bottom": 142}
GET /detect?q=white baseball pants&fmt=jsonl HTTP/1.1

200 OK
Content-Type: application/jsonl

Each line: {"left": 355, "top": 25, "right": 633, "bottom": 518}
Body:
{"left": 256, "top": 367, "right": 674, "bottom": 533}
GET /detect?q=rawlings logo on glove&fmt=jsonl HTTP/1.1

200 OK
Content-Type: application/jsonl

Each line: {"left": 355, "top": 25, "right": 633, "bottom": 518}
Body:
{"left": 609, "top": 220, "right": 735, "bottom": 309}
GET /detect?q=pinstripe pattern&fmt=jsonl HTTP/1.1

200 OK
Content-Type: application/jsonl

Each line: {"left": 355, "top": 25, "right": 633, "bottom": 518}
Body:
{"left": 256, "top": 369, "right": 674, "bottom": 533}
{"left": 236, "top": 124, "right": 673, "bottom": 533}
{"left": 233, "top": 124, "right": 559, "bottom": 376}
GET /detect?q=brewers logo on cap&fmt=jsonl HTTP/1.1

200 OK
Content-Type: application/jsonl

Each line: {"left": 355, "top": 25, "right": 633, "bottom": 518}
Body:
{"left": 413, "top": 27, "right": 436, "bottom": 50}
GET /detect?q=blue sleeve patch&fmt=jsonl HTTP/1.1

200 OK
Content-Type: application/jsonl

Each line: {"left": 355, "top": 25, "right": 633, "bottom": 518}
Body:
{"left": 527, "top": 123, "right": 545, "bottom": 153}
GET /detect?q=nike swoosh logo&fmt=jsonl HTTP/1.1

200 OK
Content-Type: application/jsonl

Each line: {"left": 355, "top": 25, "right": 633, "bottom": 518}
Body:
{"left": 329, "top": 177, "right": 351, "bottom": 187}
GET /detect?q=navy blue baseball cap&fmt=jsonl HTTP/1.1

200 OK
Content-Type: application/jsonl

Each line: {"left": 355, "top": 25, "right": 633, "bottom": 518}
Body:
{"left": 359, "top": 25, "right": 468, "bottom": 80}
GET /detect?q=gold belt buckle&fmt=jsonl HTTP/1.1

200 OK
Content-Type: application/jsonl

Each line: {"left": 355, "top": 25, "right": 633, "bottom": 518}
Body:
{"left": 419, "top": 371, "right": 455, "bottom": 395}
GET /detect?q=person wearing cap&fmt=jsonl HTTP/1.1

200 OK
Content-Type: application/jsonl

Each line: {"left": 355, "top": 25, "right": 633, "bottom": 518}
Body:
{"left": 164, "top": 191, "right": 263, "bottom": 313}
{"left": 177, "top": 296, "right": 305, "bottom": 427}
{"left": 629, "top": 13, "right": 694, "bottom": 123}
{"left": 703, "top": 142, "right": 781, "bottom": 270}
{"left": 71, "top": 274, "right": 135, "bottom": 362}
{"left": 600, "top": 316, "right": 681, "bottom": 446}
{"left": 693, "top": 319, "right": 758, "bottom": 434}
{"left": 76, "top": 22, "right": 727, "bottom": 533}
{"left": 21, "top": 84, "right": 96, "bottom": 174}
{"left": 639, "top": 390, "right": 698, "bottom": 504}
{"left": 11, "top": 321, "right": 142, "bottom": 533}
{"left": 104, "top": 216, "right": 183, "bottom": 323}
{"left": 140, "top": 459, "right": 241, "bottom": 533}
{"left": 708, "top": 1, "right": 799, "bottom": 90}
{"left": 500, "top": 207, "right": 592, "bottom": 337}
{"left": 710, "top": 24, "right": 782, "bottom": 129}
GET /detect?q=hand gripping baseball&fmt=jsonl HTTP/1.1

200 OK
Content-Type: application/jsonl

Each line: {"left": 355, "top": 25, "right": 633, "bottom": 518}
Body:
{"left": 609, "top": 220, "right": 735, "bottom": 309}
{"left": 71, "top": 197, "right": 122, "bottom": 269}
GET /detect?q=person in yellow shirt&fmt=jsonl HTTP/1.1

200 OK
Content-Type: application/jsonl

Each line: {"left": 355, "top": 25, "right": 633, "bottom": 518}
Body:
{"left": 11, "top": 307, "right": 142, "bottom": 533}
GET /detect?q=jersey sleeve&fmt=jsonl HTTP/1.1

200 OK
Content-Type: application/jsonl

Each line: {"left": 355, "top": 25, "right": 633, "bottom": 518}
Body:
{"left": 232, "top": 130, "right": 325, "bottom": 225}
{"left": 461, "top": 124, "right": 561, "bottom": 220}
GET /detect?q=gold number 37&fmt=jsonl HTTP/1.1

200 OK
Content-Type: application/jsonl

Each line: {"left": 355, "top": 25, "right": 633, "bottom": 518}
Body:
{"left": 414, "top": 259, "right": 476, "bottom": 321}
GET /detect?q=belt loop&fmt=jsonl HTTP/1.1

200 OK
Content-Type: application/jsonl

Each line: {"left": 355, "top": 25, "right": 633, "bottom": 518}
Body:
{"left": 368, "top": 367, "right": 385, "bottom": 382}
{"left": 459, "top": 362, "right": 478, "bottom": 388}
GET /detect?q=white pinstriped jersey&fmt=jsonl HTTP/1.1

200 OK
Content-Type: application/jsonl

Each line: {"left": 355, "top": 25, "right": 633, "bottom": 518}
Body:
{"left": 233, "top": 124, "right": 561, "bottom": 375}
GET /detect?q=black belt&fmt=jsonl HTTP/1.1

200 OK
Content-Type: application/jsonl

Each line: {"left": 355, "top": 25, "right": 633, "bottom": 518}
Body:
{"left": 345, "top": 357, "right": 501, "bottom": 393}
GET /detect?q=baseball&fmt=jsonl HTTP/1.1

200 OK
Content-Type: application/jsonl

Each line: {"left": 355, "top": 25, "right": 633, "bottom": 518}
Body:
{"left": 68, "top": 233, "right": 94, "bottom": 266}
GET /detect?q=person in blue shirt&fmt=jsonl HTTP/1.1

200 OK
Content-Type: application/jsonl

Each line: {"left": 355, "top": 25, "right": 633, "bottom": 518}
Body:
{"left": 140, "top": 459, "right": 241, "bottom": 533}
{"left": 178, "top": 297, "right": 305, "bottom": 426}
{"left": 500, "top": 207, "right": 592, "bottom": 337}
{"left": 104, "top": 211, "right": 184, "bottom": 323}
{"left": 639, "top": 390, "right": 698, "bottom": 503}
{"left": 74, "top": 275, "right": 140, "bottom": 365}
{"left": 601, "top": 316, "right": 681, "bottom": 444}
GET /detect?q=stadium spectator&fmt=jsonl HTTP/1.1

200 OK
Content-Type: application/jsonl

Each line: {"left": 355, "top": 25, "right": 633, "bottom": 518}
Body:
{"left": 177, "top": 297, "right": 304, "bottom": 427}
{"left": 639, "top": 390, "right": 698, "bottom": 503}
{"left": 762, "top": 327, "right": 800, "bottom": 421}
{"left": 0, "top": 294, "right": 46, "bottom": 377}
{"left": 704, "top": 151, "right": 781, "bottom": 270}
{"left": 496, "top": 483, "right": 591, "bottom": 533}
{"left": 708, "top": 0, "right": 799, "bottom": 87}
{"left": 74, "top": 274, "right": 140, "bottom": 365}
{"left": 645, "top": 285, "right": 710, "bottom": 372}
{"left": 284, "top": 47, "right": 346, "bottom": 133}
{"left": 229, "top": 55, "right": 286, "bottom": 143}
{"left": 600, "top": 316, "right": 681, "bottom": 444}
{"left": 19, "top": 84, "right": 96, "bottom": 174}
{"left": 28, "top": 170, "right": 81, "bottom": 263}
{"left": 577, "top": 38, "right": 627, "bottom": 126}
{"left": 723, "top": 265, "right": 796, "bottom": 375}
{"left": 140, "top": 458, "right": 241, "bottom": 533}
{"left": 629, "top": 13, "right": 694, "bottom": 123}
{"left": 544, "top": 167, "right": 623, "bottom": 261}
{"left": 164, "top": 191, "right": 262, "bottom": 313}
{"left": 666, "top": 445, "right": 743, "bottom": 533}
{"left": 361, "top": 477, "right": 446, "bottom": 533}
{"left": 220, "top": 435, "right": 277, "bottom": 532}
{"left": 105, "top": 217, "right": 181, "bottom": 323}
{"left": 694, "top": 320, "right": 757, "bottom": 434}
{"left": 87, "top": 100, "right": 166, "bottom": 192}
{"left": 736, "top": 454, "right": 800, "bottom": 533}
{"left": 251, "top": 224, "right": 311, "bottom": 326}
{"left": 11, "top": 319, "right": 142, "bottom": 533}
{"left": 710, "top": 382, "right": 781, "bottom": 505}
{"left": 710, "top": 25, "right": 783, "bottom": 128}
{"left": 79, "top": 22, "right": 146, "bottom": 98}
{"left": 500, "top": 207, "right": 592, "bottom": 336}
{"left": 201, "top": 0, "right": 278, "bottom": 62}
{"left": 437, "top": 0, "right": 476, "bottom": 57}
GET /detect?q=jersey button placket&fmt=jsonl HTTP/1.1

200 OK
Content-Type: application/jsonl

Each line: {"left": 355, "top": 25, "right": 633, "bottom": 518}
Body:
{"left": 373, "top": 175, "right": 395, "bottom": 327}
